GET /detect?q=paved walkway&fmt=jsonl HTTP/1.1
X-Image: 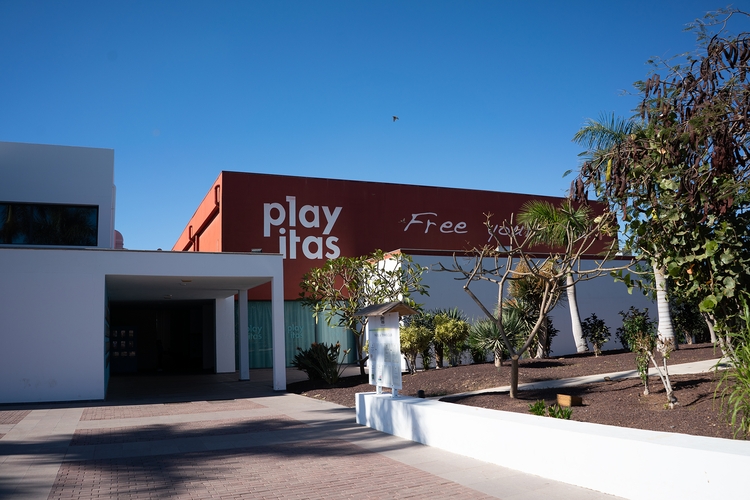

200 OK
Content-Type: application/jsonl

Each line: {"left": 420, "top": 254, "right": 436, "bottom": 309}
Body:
{"left": 0, "top": 369, "right": 628, "bottom": 500}
{"left": 449, "top": 357, "right": 725, "bottom": 398}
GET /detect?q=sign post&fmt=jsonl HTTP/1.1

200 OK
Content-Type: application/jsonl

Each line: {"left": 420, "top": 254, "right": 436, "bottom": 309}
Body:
{"left": 356, "top": 301, "right": 417, "bottom": 398}
{"left": 367, "top": 311, "right": 402, "bottom": 396}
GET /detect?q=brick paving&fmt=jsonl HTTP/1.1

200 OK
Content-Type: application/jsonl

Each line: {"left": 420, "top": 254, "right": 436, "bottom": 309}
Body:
{"left": 49, "top": 439, "right": 494, "bottom": 500}
{"left": 0, "top": 372, "right": 624, "bottom": 500}
{"left": 80, "top": 399, "right": 265, "bottom": 421}
{"left": 0, "top": 409, "right": 31, "bottom": 424}
{"left": 70, "top": 416, "right": 308, "bottom": 446}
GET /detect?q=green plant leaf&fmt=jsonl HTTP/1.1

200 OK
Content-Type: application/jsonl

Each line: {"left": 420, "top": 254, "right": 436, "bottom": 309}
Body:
{"left": 699, "top": 295, "right": 718, "bottom": 312}
{"left": 721, "top": 250, "right": 734, "bottom": 265}
{"left": 705, "top": 240, "right": 719, "bottom": 257}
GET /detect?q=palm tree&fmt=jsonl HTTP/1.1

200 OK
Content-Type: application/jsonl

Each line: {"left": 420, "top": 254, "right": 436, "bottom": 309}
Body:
{"left": 572, "top": 113, "right": 676, "bottom": 349}
{"left": 517, "top": 199, "right": 592, "bottom": 353}
{"left": 506, "top": 260, "right": 563, "bottom": 358}
{"left": 469, "top": 300, "right": 533, "bottom": 367}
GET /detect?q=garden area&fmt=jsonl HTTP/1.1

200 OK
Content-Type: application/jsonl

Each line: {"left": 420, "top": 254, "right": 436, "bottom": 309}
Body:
{"left": 287, "top": 343, "right": 735, "bottom": 439}
{"left": 293, "top": 11, "right": 750, "bottom": 442}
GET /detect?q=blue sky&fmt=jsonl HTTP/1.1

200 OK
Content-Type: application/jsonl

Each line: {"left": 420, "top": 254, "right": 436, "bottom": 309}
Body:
{"left": 0, "top": 1, "right": 737, "bottom": 250}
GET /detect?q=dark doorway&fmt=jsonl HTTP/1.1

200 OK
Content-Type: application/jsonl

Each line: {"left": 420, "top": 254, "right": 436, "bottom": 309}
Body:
{"left": 109, "top": 300, "right": 216, "bottom": 374}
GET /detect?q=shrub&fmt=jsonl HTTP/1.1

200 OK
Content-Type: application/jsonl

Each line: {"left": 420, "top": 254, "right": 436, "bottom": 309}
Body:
{"left": 468, "top": 342, "right": 488, "bottom": 363}
{"left": 528, "top": 400, "right": 572, "bottom": 419}
{"left": 717, "top": 296, "right": 750, "bottom": 438}
{"left": 632, "top": 329, "right": 656, "bottom": 395}
{"left": 291, "top": 342, "right": 350, "bottom": 385}
{"left": 403, "top": 312, "right": 436, "bottom": 370}
{"left": 581, "top": 313, "right": 611, "bottom": 356}
{"left": 670, "top": 295, "right": 711, "bottom": 344}
{"left": 617, "top": 308, "right": 657, "bottom": 394}
{"left": 547, "top": 404, "right": 573, "bottom": 420}
{"left": 528, "top": 400, "right": 546, "bottom": 416}
{"left": 404, "top": 311, "right": 443, "bottom": 370}
{"left": 420, "top": 345, "right": 433, "bottom": 370}
{"left": 400, "top": 324, "right": 432, "bottom": 374}
{"left": 434, "top": 314, "right": 470, "bottom": 367}
{"left": 469, "top": 318, "right": 507, "bottom": 368}
{"left": 616, "top": 307, "right": 656, "bottom": 352}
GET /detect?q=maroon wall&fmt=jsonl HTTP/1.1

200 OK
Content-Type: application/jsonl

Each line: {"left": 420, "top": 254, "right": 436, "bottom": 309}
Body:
{"left": 215, "top": 171, "right": 604, "bottom": 300}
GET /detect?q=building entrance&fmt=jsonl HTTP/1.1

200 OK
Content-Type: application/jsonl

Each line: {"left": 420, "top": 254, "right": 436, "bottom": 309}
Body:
{"left": 109, "top": 300, "right": 216, "bottom": 375}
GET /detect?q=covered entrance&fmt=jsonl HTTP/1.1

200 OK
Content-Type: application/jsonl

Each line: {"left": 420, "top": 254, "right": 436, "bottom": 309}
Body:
{"left": 0, "top": 247, "right": 286, "bottom": 404}
{"left": 109, "top": 300, "right": 216, "bottom": 374}
{"left": 105, "top": 264, "right": 287, "bottom": 395}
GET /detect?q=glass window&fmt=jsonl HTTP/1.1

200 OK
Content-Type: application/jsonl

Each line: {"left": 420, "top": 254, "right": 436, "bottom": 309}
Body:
{"left": 0, "top": 202, "right": 98, "bottom": 246}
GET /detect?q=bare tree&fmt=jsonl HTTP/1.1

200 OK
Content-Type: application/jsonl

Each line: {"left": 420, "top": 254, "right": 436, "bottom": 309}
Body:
{"left": 443, "top": 208, "right": 633, "bottom": 398}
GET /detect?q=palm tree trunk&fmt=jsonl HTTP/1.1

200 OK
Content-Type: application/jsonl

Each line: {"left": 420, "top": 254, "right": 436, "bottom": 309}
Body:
{"left": 494, "top": 347, "right": 504, "bottom": 367}
{"left": 653, "top": 263, "right": 676, "bottom": 349}
{"left": 566, "top": 273, "right": 589, "bottom": 353}
{"left": 534, "top": 321, "right": 549, "bottom": 359}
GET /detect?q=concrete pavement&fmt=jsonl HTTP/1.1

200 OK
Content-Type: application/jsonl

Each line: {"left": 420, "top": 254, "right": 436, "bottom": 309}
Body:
{"left": 0, "top": 369, "right": 625, "bottom": 500}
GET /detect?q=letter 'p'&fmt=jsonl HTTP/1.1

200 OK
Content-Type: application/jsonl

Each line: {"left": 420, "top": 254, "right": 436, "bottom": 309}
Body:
{"left": 263, "top": 203, "right": 285, "bottom": 237}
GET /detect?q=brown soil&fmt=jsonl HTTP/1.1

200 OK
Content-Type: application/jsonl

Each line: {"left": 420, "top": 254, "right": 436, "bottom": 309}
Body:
{"left": 287, "top": 343, "right": 742, "bottom": 440}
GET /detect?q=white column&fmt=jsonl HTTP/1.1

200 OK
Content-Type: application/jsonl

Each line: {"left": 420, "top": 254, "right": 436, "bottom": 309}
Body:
{"left": 271, "top": 277, "right": 286, "bottom": 390}
{"left": 214, "top": 297, "right": 235, "bottom": 373}
{"left": 238, "top": 289, "right": 249, "bottom": 381}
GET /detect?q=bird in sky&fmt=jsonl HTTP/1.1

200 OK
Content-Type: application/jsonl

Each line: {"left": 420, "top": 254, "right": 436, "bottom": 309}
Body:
{"left": 392, "top": 116, "right": 399, "bottom": 122}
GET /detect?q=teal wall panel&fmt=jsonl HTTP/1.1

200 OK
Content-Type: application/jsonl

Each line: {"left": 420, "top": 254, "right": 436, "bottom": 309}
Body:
{"left": 284, "top": 301, "right": 316, "bottom": 365}
{"left": 235, "top": 300, "right": 358, "bottom": 368}
{"left": 316, "top": 318, "right": 357, "bottom": 364}
{"left": 247, "top": 301, "right": 273, "bottom": 368}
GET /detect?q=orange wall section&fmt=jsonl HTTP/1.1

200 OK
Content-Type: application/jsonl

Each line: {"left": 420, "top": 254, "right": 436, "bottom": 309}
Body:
{"left": 173, "top": 173, "right": 224, "bottom": 253}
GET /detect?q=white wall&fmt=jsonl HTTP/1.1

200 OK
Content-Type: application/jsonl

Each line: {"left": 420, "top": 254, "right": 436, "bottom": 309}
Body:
{"left": 413, "top": 255, "right": 654, "bottom": 356}
{"left": 215, "top": 297, "right": 236, "bottom": 373}
{"left": 356, "top": 393, "right": 750, "bottom": 500}
{"left": 1, "top": 249, "right": 106, "bottom": 402}
{"left": 0, "top": 141, "right": 115, "bottom": 248}
{"left": 0, "top": 247, "right": 285, "bottom": 403}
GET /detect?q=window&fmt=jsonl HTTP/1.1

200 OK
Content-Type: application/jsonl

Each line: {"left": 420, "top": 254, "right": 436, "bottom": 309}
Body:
{"left": 0, "top": 202, "right": 98, "bottom": 247}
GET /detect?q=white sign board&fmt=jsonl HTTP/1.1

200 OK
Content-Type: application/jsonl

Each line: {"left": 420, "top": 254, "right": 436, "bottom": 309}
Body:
{"left": 367, "top": 312, "right": 402, "bottom": 391}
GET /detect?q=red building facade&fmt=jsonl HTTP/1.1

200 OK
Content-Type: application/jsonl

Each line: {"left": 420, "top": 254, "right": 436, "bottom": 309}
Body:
{"left": 174, "top": 171, "right": 605, "bottom": 300}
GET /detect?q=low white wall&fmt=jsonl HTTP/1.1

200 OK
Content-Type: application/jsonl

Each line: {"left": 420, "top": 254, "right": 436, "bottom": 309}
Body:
{"left": 356, "top": 393, "right": 749, "bottom": 500}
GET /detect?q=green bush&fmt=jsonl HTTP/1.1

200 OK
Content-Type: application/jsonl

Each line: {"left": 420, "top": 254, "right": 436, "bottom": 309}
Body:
{"left": 420, "top": 346, "right": 433, "bottom": 370}
{"left": 528, "top": 400, "right": 572, "bottom": 419}
{"left": 291, "top": 342, "right": 350, "bottom": 385}
{"left": 400, "top": 324, "right": 433, "bottom": 374}
{"left": 617, "top": 308, "right": 657, "bottom": 395}
{"left": 528, "top": 400, "right": 546, "bottom": 416}
{"left": 469, "top": 318, "right": 507, "bottom": 367}
{"left": 581, "top": 313, "right": 611, "bottom": 356}
{"left": 670, "top": 294, "right": 711, "bottom": 344}
{"left": 402, "top": 312, "right": 436, "bottom": 370}
{"left": 632, "top": 329, "right": 657, "bottom": 395}
{"left": 547, "top": 404, "right": 573, "bottom": 420}
{"left": 717, "top": 296, "right": 750, "bottom": 438}
{"left": 434, "top": 314, "right": 470, "bottom": 367}
{"left": 616, "top": 307, "right": 656, "bottom": 352}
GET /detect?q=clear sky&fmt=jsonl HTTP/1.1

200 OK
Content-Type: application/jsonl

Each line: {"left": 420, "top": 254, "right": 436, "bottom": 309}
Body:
{"left": 0, "top": 1, "right": 738, "bottom": 250}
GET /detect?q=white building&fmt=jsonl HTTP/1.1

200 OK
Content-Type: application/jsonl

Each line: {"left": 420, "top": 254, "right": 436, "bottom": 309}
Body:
{"left": 0, "top": 142, "right": 286, "bottom": 404}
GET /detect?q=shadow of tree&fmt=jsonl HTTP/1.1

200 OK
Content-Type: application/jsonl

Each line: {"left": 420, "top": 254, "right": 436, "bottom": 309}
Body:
{"left": 1, "top": 412, "right": 432, "bottom": 500}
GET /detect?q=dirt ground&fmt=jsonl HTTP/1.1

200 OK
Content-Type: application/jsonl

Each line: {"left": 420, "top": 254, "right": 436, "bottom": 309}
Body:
{"left": 287, "top": 343, "right": 743, "bottom": 440}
